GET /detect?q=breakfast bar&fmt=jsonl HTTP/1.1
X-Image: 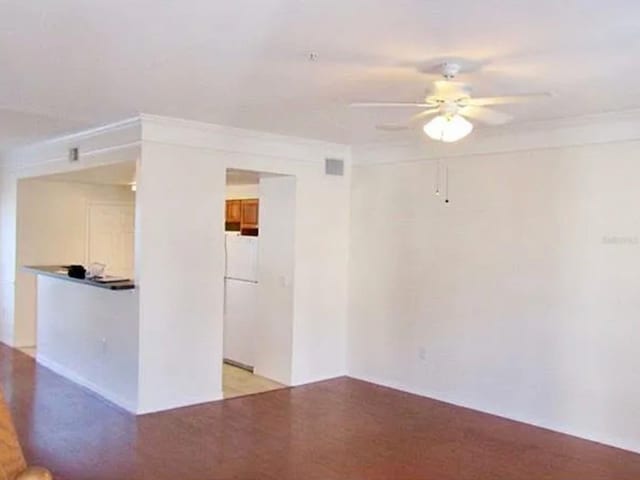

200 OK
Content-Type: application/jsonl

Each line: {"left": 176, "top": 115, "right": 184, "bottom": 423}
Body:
{"left": 24, "top": 265, "right": 139, "bottom": 412}
{"left": 23, "top": 265, "right": 135, "bottom": 290}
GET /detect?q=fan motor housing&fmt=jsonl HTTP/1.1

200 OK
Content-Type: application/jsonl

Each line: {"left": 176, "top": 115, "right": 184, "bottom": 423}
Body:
{"left": 441, "top": 62, "right": 462, "bottom": 79}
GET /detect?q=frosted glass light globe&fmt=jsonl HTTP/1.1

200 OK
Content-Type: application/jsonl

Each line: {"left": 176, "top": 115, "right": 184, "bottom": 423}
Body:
{"left": 423, "top": 115, "right": 473, "bottom": 142}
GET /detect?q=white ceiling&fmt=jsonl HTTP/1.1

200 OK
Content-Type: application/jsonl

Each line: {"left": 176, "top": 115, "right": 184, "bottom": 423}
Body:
{"left": 1, "top": 0, "right": 638, "bottom": 150}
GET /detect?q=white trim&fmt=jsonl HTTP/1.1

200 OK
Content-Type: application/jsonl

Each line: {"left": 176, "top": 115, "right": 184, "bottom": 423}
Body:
{"left": 140, "top": 113, "right": 348, "bottom": 151}
{"left": 2, "top": 118, "right": 142, "bottom": 173}
{"left": 7, "top": 142, "right": 142, "bottom": 178}
{"left": 140, "top": 114, "right": 351, "bottom": 165}
{"left": 36, "top": 353, "right": 137, "bottom": 414}
{"left": 29, "top": 116, "right": 140, "bottom": 147}
{"left": 16, "top": 141, "right": 143, "bottom": 169}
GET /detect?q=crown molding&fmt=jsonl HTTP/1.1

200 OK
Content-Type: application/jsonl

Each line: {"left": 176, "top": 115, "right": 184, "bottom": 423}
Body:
{"left": 1, "top": 117, "right": 142, "bottom": 174}
{"left": 140, "top": 113, "right": 351, "bottom": 164}
{"left": 353, "top": 108, "right": 640, "bottom": 165}
{"left": 1, "top": 113, "right": 352, "bottom": 175}
{"left": 5, "top": 107, "right": 632, "bottom": 171}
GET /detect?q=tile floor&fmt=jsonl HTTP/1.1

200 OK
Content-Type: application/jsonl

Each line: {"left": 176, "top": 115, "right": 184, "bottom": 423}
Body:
{"left": 222, "top": 363, "right": 285, "bottom": 399}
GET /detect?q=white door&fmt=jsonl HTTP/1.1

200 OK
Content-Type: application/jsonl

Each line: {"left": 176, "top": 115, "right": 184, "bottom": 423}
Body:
{"left": 87, "top": 202, "right": 135, "bottom": 277}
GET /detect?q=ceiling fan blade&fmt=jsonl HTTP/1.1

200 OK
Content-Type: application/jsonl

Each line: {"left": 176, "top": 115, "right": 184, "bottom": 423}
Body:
{"left": 375, "top": 124, "right": 410, "bottom": 131}
{"left": 467, "top": 92, "right": 552, "bottom": 106}
{"left": 350, "top": 102, "right": 436, "bottom": 108}
{"left": 460, "top": 105, "right": 513, "bottom": 125}
{"left": 409, "top": 108, "right": 440, "bottom": 124}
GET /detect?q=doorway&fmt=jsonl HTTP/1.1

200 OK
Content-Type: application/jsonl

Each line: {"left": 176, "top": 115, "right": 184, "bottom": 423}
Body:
{"left": 14, "top": 160, "right": 137, "bottom": 355}
{"left": 222, "top": 169, "right": 295, "bottom": 398}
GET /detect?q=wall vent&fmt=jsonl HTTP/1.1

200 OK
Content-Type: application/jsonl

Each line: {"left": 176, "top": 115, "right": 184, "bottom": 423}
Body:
{"left": 68, "top": 147, "right": 79, "bottom": 162}
{"left": 325, "top": 158, "right": 344, "bottom": 176}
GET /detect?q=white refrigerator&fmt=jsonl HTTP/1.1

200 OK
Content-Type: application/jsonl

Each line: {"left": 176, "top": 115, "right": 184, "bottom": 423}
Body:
{"left": 224, "top": 233, "right": 258, "bottom": 283}
{"left": 223, "top": 234, "right": 258, "bottom": 368}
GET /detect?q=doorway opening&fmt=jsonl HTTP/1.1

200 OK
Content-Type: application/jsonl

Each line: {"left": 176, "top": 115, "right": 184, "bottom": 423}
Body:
{"left": 14, "top": 160, "right": 137, "bottom": 358}
{"left": 222, "top": 168, "right": 295, "bottom": 399}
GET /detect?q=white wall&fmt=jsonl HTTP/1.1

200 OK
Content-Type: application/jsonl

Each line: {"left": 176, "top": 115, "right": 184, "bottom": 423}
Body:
{"left": 0, "top": 174, "right": 17, "bottom": 345}
{"left": 136, "top": 114, "right": 351, "bottom": 412}
{"left": 0, "top": 117, "right": 140, "bottom": 346}
{"left": 5, "top": 110, "right": 640, "bottom": 451}
{"left": 36, "top": 275, "right": 139, "bottom": 412}
{"left": 226, "top": 183, "right": 259, "bottom": 199}
{"left": 1, "top": 114, "right": 351, "bottom": 414}
{"left": 255, "top": 176, "right": 296, "bottom": 384}
{"left": 15, "top": 179, "right": 134, "bottom": 346}
{"left": 348, "top": 137, "right": 640, "bottom": 452}
{"left": 135, "top": 141, "right": 226, "bottom": 413}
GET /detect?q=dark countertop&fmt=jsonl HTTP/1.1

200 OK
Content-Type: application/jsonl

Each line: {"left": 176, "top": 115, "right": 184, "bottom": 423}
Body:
{"left": 23, "top": 266, "right": 136, "bottom": 291}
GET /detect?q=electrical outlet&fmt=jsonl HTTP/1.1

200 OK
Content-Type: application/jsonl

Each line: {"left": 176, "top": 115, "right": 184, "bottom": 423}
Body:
{"left": 418, "top": 346, "right": 427, "bottom": 361}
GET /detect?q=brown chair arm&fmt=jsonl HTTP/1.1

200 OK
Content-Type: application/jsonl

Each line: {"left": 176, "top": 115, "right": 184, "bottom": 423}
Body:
{"left": 15, "top": 467, "right": 52, "bottom": 480}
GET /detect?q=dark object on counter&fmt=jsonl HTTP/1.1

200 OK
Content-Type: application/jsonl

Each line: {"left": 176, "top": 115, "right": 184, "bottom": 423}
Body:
{"left": 23, "top": 266, "right": 135, "bottom": 291}
{"left": 67, "top": 265, "right": 86, "bottom": 279}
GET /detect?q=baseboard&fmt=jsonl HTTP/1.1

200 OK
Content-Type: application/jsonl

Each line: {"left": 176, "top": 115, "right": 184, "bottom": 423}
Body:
{"left": 348, "top": 372, "right": 640, "bottom": 455}
{"left": 223, "top": 357, "right": 254, "bottom": 373}
{"left": 36, "top": 354, "right": 137, "bottom": 414}
{"left": 136, "top": 390, "right": 224, "bottom": 415}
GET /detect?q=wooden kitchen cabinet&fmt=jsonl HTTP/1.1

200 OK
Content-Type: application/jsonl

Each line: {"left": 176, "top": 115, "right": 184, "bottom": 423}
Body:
{"left": 226, "top": 200, "right": 242, "bottom": 223}
{"left": 241, "top": 199, "right": 259, "bottom": 228}
{"left": 225, "top": 198, "right": 259, "bottom": 231}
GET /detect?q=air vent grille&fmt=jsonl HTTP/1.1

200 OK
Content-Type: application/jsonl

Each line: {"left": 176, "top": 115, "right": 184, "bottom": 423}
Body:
{"left": 68, "top": 147, "right": 79, "bottom": 162}
{"left": 325, "top": 158, "right": 344, "bottom": 176}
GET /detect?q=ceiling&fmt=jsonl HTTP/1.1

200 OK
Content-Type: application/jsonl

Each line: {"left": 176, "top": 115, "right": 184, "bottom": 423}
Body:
{"left": 40, "top": 161, "right": 136, "bottom": 186}
{"left": 1, "top": 0, "right": 638, "bottom": 150}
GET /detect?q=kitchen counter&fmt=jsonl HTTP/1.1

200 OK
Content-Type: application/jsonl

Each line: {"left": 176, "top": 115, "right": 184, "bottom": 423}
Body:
{"left": 23, "top": 265, "right": 135, "bottom": 290}
{"left": 24, "top": 264, "right": 139, "bottom": 412}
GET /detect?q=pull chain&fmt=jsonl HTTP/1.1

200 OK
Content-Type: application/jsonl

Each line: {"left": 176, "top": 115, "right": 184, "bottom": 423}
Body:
{"left": 444, "top": 165, "right": 450, "bottom": 204}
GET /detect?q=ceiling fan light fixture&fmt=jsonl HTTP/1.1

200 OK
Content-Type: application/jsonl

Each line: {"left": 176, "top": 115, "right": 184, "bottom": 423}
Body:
{"left": 423, "top": 114, "right": 473, "bottom": 142}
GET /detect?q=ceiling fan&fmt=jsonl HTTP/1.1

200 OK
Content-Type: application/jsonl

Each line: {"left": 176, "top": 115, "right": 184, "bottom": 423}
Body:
{"left": 351, "top": 62, "right": 552, "bottom": 142}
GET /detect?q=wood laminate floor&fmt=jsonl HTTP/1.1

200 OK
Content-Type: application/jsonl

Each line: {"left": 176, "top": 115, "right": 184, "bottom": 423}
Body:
{"left": 2, "top": 343, "right": 640, "bottom": 480}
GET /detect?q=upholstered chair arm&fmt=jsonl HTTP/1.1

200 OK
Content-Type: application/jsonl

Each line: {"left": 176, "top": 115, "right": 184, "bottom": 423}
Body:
{"left": 15, "top": 467, "right": 53, "bottom": 480}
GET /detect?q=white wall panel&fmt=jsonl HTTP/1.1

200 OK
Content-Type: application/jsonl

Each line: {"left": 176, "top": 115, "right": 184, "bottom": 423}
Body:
{"left": 349, "top": 139, "right": 640, "bottom": 453}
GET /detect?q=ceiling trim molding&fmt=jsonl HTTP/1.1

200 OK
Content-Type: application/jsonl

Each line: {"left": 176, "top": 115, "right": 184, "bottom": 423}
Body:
{"left": 353, "top": 108, "right": 640, "bottom": 165}
{"left": 140, "top": 113, "right": 351, "bottom": 165}
{"left": 30, "top": 116, "right": 141, "bottom": 147}
{"left": 2, "top": 117, "right": 142, "bottom": 174}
